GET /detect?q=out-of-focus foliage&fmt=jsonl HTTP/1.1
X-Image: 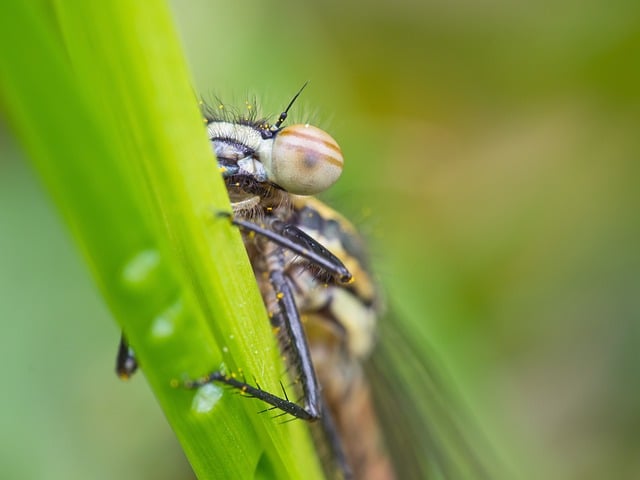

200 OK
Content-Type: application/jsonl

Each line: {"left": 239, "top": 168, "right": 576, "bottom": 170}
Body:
{"left": 1, "top": 0, "right": 638, "bottom": 479}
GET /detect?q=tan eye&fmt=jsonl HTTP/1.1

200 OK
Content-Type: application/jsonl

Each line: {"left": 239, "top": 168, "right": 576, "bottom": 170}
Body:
{"left": 263, "top": 124, "right": 344, "bottom": 195}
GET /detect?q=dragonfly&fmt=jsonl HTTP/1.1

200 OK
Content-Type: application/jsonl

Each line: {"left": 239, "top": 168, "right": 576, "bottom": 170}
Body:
{"left": 116, "top": 85, "right": 496, "bottom": 480}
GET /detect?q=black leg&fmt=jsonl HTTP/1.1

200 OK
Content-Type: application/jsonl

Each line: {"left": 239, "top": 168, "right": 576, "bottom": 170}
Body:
{"left": 273, "top": 219, "right": 352, "bottom": 284}
{"left": 187, "top": 246, "right": 323, "bottom": 420}
{"left": 318, "top": 402, "right": 353, "bottom": 480}
{"left": 221, "top": 213, "right": 352, "bottom": 283}
{"left": 116, "top": 333, "right": 138, "bottom": 379}
{"left": 269, "top": 264, "right": 323, "bottom": 418}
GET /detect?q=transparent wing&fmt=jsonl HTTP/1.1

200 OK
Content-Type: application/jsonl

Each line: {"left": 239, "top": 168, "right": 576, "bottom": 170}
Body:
{"left": 366, "top": 311, "right": 503, "bottom": 480}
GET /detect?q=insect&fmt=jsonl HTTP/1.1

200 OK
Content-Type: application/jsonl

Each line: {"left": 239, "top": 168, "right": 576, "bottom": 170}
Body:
{"left": 116, "top": 86, "right": 495, "bottom": 480}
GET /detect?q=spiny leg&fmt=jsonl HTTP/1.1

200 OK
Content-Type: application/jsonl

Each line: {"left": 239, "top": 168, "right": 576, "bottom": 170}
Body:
{"left": 188, "top": 246, "right": 323, "bottom": 420}
{"left": 269, "top": 264, "right": 322, "bottom": 418}
{"left": 185, "top": 371, "right": 315, "bottom": 421}
{"left": 220, "top": 212, "right": 352, "bottom": 283}
{"left": 272, "top": 219, "right": 352, "bottom": 283}
{"left": 318, "top": 401, "right": 353, "bottom": 480}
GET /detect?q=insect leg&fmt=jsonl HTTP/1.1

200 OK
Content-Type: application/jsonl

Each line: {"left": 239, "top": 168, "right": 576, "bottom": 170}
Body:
{"left": 186, "top": 370, "right": 316, "bottom": 420}
{"left": 116, "top": 333, "right": 138, "bottom": 379}
{"left": 223, "top": 213, "right": 351, "bottom": 283}
{"left": 187, "top": 247, "right": 323, "bottom": 420}
{"left": 272, "top": 219, "right": 352, "bottom": 283}
{"left": 318, "top": 401, "right": 353, "bottom": 480}
{"left": 269, "top": 264, "right": 323, "bottom": 418}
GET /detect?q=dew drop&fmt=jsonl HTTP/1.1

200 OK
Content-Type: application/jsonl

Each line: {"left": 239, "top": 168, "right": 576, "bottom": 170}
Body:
{"left": 151, "top": 317, "right": 174, "bottom": 338}
{"left": 191, "top": 383, "right": 223, "bottom": 414}
{"left": 151, "top": 299, "right": 183, "bottom": 340}
{"left": 121, "top": 249, "right": 161, "bottom": 290}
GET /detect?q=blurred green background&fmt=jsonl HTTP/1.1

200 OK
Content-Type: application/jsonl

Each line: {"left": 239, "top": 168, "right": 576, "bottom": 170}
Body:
{"left": 2, "top": 0, "right": 639, "bottom": 478}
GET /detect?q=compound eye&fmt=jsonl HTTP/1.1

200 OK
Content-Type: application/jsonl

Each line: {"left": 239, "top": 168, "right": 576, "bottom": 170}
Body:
{"left": 267, "top": 124, "right": 344, "bottom": 195}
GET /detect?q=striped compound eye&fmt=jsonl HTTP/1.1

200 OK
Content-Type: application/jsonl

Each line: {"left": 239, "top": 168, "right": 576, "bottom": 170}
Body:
{"left": 263, "top": 124, "right": 344, "bottom": 195}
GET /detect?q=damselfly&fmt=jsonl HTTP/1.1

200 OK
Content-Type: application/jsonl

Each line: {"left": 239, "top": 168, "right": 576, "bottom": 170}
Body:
{"left": 116, "top": 85, "right": 494, "bottom": 480}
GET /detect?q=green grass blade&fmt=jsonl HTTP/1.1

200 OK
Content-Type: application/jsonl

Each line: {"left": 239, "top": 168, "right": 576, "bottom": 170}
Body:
{"left": 0, "top": 2, "right": 323, "bottom": 478}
